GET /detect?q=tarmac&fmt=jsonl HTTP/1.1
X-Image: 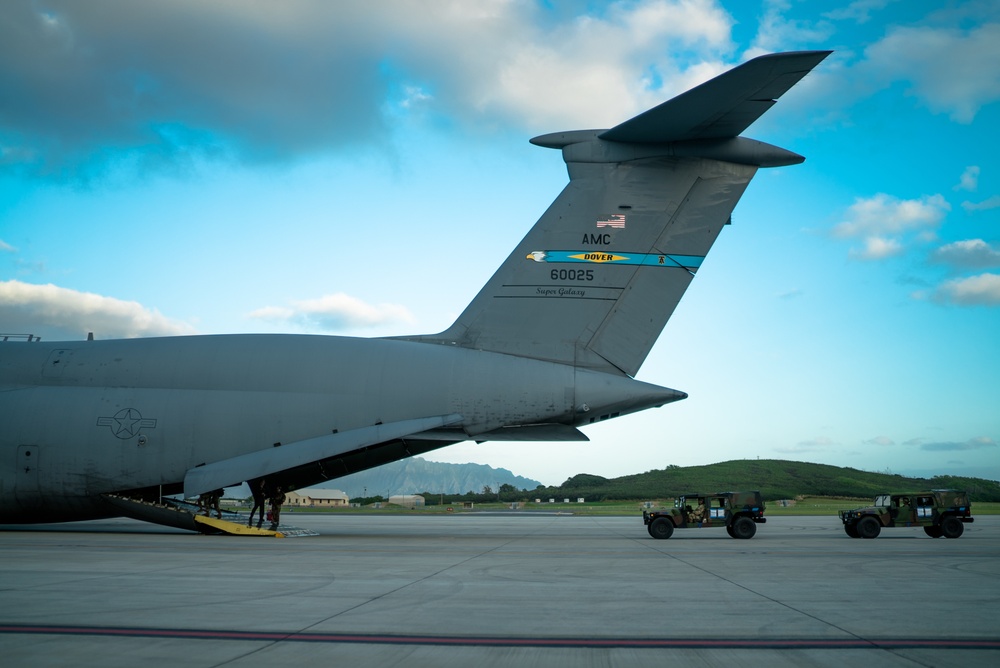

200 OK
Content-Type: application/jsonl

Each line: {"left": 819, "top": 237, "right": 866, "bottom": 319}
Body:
{"left": 1, "top": 513, "right": 997, "bottom": 667}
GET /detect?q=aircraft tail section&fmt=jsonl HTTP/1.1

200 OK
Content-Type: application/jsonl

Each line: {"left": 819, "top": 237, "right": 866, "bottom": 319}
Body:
{"left": 402, "top": 51, "right": 830, "bottom": 377}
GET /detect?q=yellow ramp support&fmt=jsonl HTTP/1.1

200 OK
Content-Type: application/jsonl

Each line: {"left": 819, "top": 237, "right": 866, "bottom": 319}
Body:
{"left": 194, "top": 514, "right": 284, "bottom": 537}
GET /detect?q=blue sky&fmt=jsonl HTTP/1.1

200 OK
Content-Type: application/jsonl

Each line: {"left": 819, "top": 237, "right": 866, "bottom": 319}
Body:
{"left": 2, "top": 0, "right": 998, "bottom": 486}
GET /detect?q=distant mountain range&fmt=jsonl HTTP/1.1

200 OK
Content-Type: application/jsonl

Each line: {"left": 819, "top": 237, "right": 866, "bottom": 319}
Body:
{"left": 310, "top": 457, "right": 542, "bottom": 499}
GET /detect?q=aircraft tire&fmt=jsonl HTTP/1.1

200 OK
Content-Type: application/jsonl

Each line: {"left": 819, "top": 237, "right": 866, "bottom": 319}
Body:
{"left": 924, "top": 525, "right": 943, "bottom": 538}
{"left": 941, "top": 515, "right": 964, "bottom": 539}
{"left": 649, "top": 517, "right": 674, "bottom": 539}
{"left": 731, "top": 516, "right": 756, "bottom": 539}
{"left": 857, "top": 516, "right": 881, "bottom": 539}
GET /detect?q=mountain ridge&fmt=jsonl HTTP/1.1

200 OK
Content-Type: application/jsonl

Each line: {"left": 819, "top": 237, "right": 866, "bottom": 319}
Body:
{"left": 311, "top": 457, "right": 542, "bottom": 498}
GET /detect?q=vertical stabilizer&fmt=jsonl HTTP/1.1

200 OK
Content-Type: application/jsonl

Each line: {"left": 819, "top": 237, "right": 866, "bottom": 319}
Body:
{"left": 400, "top": 51, "right": 830, "bottom": 377}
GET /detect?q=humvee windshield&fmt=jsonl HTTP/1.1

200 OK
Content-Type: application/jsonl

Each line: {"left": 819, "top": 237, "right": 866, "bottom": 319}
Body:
{"left": 873, "top": 495, "right": 891, "bottom": 507}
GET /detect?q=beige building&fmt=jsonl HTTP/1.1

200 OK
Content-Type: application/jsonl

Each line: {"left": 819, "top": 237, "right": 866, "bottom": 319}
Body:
{"left": 285, "top": 489, "right": 349, "bottom": 507}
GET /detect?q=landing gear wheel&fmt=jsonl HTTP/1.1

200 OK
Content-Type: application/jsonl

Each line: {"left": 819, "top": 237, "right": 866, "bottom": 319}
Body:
{"left": 731, "top": 516, "right": 757, "bottom": 539}
{"left": 857, "top": 516, "right": 881, "bottom": 539}
{"left": 940, "top": 516, "right": 964, "bottom": 539}
{"left": 649, "top": 517, "right": 674, "bottom": 539}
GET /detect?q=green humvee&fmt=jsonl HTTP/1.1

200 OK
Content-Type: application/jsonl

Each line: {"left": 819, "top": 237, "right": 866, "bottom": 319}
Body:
{"left": 838, "top": 489, "right": 974, "bottom": 539}
{"left": 642, "top": 491, "right": 766, "bottom": 540}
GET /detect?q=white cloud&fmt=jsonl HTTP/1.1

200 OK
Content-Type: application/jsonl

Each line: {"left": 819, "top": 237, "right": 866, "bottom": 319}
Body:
{"left": 0, "top": 0, "right": 742, "bottom": 177}
{"left": 931, "top": 239, "right": 1000, "bottom": 269}
{"left": 954, "top": 165, "right": 979, "bottom": 191}
{"left": 961, "top": 195, "right": 1000, "bottom": 212}
{"left": 0, "top": 280, "right": 196, "bottom": 340}
{"left": 919, "top": 436, "right": 998, "bottom": 452}
{"left": 834, "top": 193, "right": 950, "bottom": 260}
{"left": 834, "top": 193, "right": 950, "bottom": 238}
{"left": 925, "top": 272, "right": 1000, "bottom": 306}
{"left": 864, "top": 22, "right": 1000, "bottom": 123}
{"left": 776, "top": 436, "right": 837, "bottom": 453}
{"left": 850, "top": 236, "right": 902, "bottom": 260}
{"left": 398, "top": 85, "right": 433, "bottom": 110}
{"left": 478, "top": 0, "right": 737, "bottom": 130}
{"left": 249, "top": 292, "right": 415, "bottom": 331}
{"left": 823, "top": 0, "right": 894, "bottom": 25}
{"left": 745, "top": 0, "right": 835, "bottom": 58}
{"left": 0, "top": 239, "right": 17, "bottom": 253}
{"left": 865, "top": 435, "right": 895, "bottom": 446}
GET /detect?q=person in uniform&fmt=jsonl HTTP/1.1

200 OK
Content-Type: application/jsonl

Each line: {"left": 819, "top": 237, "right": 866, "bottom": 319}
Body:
{"left": 247, "top": 478, "right": 267, "bottom": 528}
{"left": 688, "top": 499, "right": 706, "bottom": 523}
{"left": 199, "top": 488, "right": 223, "bottom": 519}
{"left": 268, "top": 485, "right": 286, "bottom": 531}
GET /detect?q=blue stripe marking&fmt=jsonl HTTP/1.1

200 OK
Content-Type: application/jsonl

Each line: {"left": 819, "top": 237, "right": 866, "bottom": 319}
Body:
{"left": 528, "top": 251, "right": 704, "bottom": 269}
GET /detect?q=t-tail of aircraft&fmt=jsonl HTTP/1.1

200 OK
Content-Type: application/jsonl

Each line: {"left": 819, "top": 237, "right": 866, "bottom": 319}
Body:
{"left": 406, "top": 50, "right": 830, "bottom": 377}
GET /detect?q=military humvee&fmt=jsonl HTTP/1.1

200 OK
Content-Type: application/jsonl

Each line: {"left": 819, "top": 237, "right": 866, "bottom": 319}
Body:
{"left": 642, "top": 491, "right": 766, "bottom": 539}
{"left": 838, "top": 490, "right": 974, "bottom": 539}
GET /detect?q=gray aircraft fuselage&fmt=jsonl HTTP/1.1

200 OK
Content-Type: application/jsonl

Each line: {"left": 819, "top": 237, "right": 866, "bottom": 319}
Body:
{"left": 0, "top": 335, "right": 680, "bottom": 521}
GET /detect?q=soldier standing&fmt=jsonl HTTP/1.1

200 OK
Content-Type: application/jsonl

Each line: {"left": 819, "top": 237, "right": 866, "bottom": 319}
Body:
{"left": 268, "top": 485, "right": 286, "bottom": 531}
{"left": 247, "top": 477, "right": 267, "bottom": 528}
{"left": 198, "top": 488, "right": 223, "bottom": 519}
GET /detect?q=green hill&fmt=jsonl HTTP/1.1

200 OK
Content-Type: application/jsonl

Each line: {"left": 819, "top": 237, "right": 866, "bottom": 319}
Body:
{"left": 534, "top": 459, "right": 1000, "bottom": 502}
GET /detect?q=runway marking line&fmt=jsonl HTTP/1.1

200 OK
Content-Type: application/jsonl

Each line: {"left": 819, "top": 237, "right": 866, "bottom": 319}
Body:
{"left": 1, "top": 624, "right": 998, "bottom": 650}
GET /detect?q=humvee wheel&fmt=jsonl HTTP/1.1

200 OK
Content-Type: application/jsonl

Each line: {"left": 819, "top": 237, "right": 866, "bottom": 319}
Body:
{"left": 649, "top": 517, "right": 674, "bottom": 539}
{"left": 731, "top": 516, "right": 756, "bottom": 539}
{"left": 726, "top": 524, "right": 736, "bottom": 538}
{"left": 940, "top": 515, "right": 964, "bottom": 539}
{"left": 857, "top": 516, "right": 881, "bottom": 539}
{"left": 845, "top": 523, "right": 860, "bottom": 538}
{"left": 647, "top": 523, "right": 655, "bottom": 537}
{"left": 924, "top": 525, "right": 943, "bottom": 538}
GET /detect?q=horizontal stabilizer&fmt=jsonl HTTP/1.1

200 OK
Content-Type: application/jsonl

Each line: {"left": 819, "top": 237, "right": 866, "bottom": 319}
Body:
{"left": 599, "top": 51, "right": 832, "bottom": 144}
{"left": 414, "top": 423, "right": 588, "bottom": 442}
{"left": 475, "top": 424, "right": 589, "bottom": 442}
{"left": 184, "top": 414, "right": 463, "bottom": 497}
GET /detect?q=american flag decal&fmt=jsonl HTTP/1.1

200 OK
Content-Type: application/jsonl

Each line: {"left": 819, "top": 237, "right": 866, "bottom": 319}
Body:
{"left": 596, "top": 214, "right": 626, "bottom": 229}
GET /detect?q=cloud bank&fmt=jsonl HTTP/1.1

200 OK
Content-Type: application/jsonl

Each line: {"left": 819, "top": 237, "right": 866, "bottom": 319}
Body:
{"left": 0, "top": 280, "right": 196, "bottom": 340}
{"left": 833, "top": 193, "right": 950, "bottom": 260}
{"left": 1, "top": 0, "right": 739, "bottom": 178}
{"left": 248, "top": 292, "right": 415, "bottom": 332}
